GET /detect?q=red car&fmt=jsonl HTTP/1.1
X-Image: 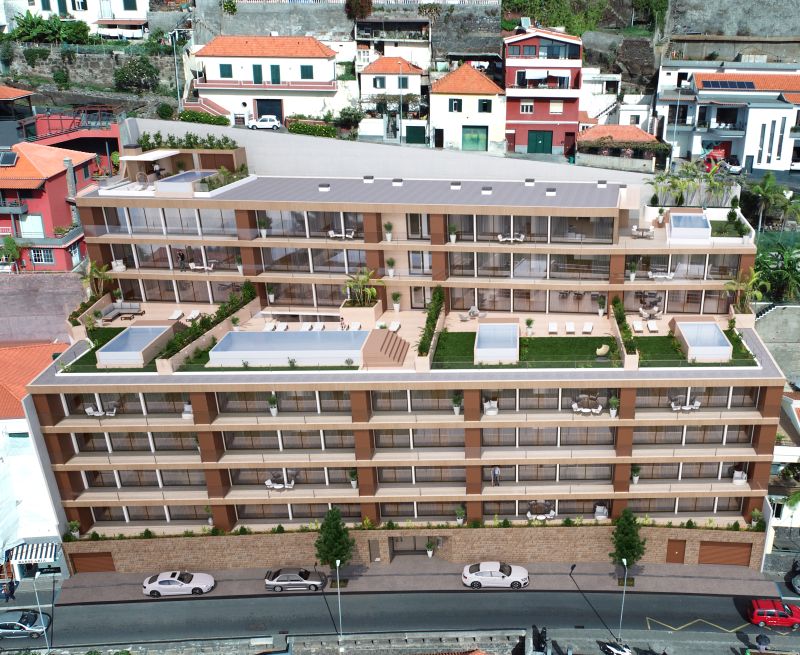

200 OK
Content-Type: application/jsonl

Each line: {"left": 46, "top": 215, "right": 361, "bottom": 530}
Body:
{"left": 750, "top": 599, "right": 800, "bottom": 629}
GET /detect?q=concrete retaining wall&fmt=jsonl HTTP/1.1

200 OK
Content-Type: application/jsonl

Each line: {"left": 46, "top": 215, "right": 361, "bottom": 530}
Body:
{"left": 576, "top": 152, "right": 655, "bottom": 173}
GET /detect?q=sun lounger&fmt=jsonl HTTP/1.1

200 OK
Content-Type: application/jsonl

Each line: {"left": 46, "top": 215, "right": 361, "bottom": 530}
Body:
{"left": 312, "top": 322, "right": 325, "bottom": 331}
{"left": 187, "top": 310, "right": 200, "bottom": 321}
{"left": 565, "top": 322, "right": 575, "bottom": 335}
{"left": 300, "top": 322, "right": 312, "bottom": 331}
{"left": 276, "top": 322, "right": 288, "bottom": 331}
{"left": 548, "top": 322, "right": 557, "bottom": 334}
{"left": 263, "top": 322, "right": 276, "bottom": 332}
{"left": 389, "top": 321, "right": 400, "bottom": 332}
{"left": 582, "top": 322, "right": 593, "bottom": 334}
{"left": 459, "top": 313, "right": 471, "bottom": 322}
{"left": 632, "top": 321, "right": 644, "bottom": 333}
{"left": 168, "top": 310, "right": 183, "bottom": 321}
{"left": 647, "top": 320, "right": 659, "bottom": 333}
{"left": 350, "top": 322, "right": 361, "bottom": 331}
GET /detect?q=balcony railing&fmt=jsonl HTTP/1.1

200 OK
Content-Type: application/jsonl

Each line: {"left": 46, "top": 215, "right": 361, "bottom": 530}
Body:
{"left": 0, "top": 200, "right": 27, "bottom": 214}
{"left": 195, "top": 76, "right": 338, "bottom": 92}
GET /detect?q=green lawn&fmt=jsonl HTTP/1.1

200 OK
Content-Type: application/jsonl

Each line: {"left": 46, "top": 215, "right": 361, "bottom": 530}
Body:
{"left": 756, "top": 229, "right": 800, "bottom": 255}
{"left": 710, "top": 220, "right": 742, "bottom": 237}
{"left": 432, "top": 332, "right": 620, "bottom": 369}
{"left": 635, "top": 330, "right": 756, "bottom": 367}
{"left": 65, "top": 327, "right": 158, "bottom": 373}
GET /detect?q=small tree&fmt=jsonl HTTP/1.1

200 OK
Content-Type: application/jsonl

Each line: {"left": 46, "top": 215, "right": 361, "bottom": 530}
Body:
{"left": 114, "top": 56, "right": 159, "bottom": 93}
{"left": 609, "top": 508, "right": 646, "bottom": 567}
{"left": 344, "top": 0, "right": 372, "bottom": 19}
{"left": 82, "top": 259, "right": 111, "bottom": 297}
{"left": 315, "top": 507, "right": 355, "bottom": 569}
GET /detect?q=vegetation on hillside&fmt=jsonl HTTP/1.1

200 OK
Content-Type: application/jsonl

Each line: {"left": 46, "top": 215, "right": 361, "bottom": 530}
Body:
{"left": 501, "top": 0, "right": 608, "bottom": 35}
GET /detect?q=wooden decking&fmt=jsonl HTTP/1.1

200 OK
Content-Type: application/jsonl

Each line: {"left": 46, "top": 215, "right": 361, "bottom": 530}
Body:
{"left": 362, "top": 329, "right": 410, "bottom": 368}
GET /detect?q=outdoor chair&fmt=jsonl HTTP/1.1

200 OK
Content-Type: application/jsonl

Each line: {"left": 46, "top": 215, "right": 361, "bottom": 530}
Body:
{"left": 671, "top": 402, "right": 682, "bottom": 412}
{"left": 186, "top": 310, "right": 200, "bottom": 321}
{"left": 105, "top": 406, "right": 117, "bottom": 417}
{"left": 548, "top": 322, "right": 558, "bottom": 335}
{"left": 582, "top": 322, "right": 593, "bottom": 334}
{"left": 168, "top": 310, "right": 183, "bottom": 321}
{"left": 389, "top": 322, "right": 400, "bottom": 332}
{"left": 591, "top": 405, "right": 602, "bottom": 415}
{"left": 459, "top": 313, "right": 470, "bottom": 322}
{"left": 595, "top": 344, "right": 610, "bottom": 357}
{"left": 565, "top": 322, "right": 575, "bottom": 335}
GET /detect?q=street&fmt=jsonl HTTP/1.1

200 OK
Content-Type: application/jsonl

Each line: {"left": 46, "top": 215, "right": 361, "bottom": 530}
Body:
{"left": 37, "top": 590, "right": 765, "bottom": 648}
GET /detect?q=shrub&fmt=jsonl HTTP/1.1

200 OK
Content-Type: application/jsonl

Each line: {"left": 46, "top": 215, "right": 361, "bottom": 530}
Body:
{"left": 727, "top": 521, "right": 740, "bottom": 531}
{"left": 500, "top": 518, "right": 511, "bottom": 528}
{"left": 178, "top": 109, "right": 230, "bottom": 126}
{"left": 287, "top": 121, "right": 337, "bottom": 138}
{"left": 0, "top": 41, "right": 14, "bottom": 66}
{"left": 344, "top": 0, "right": 372, "bottom": 19}
{"left": 113, "top": 56, "right": 159, "bottom": 93}
{"left": 610, "top": 508, "right": 646, "bottom": 566}
{"left": 649, "top": 192, "right": 659, "bottom": 206}
{"left": 138, "top": 130, "right": 237, "bottom": 151}
{"left": 22, "top": 46, "right": 49, "bottom": 67}
{"left": 468, "top": 519, "right": 483, "bottom": 528}
{"left": 684, "top": 519, "right": 696, "bottom": 529}
{"left": 272, "top": 524, "right": 285, "bottom": 534}
{"left": 315, "top": 507, "right": 355, "bottom": 567}
{"left": 141, "top": 528, "right": 154, "bottom": 539}
{"left": 221, "top": 0, "right": 237, "bottom": 13}
{"left": 60, "top": 20, "right": 90, "bottom": 44}
{"left": 209, "top": 526, "right": 225, "bottom": 536}
{"left": 89, "top": 531, "right": 101, "bottom": 541}
{"left": 611, "top": 296, "right": 636, "bottom": 354}
{"left": 52, "top": 67, "right": 69, "bottom": 89}
{"left": 417, "top": 285, "right": 444, "bottom": 355}
{"left": 336, "top": 105, "right": 364, "bottom": 128}
{"left": 156, "top": 102, "right": 174, "bottom": 120}
{"left": 68, "top": 294, "right": 99, "bottom": 326}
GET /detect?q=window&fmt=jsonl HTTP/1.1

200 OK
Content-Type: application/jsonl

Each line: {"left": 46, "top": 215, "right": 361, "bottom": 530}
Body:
{"left": 515, "top": 70, "right": 526, "bottom": 87}
{"left": 508, "top": 45, "right": 520, "bottom": 56}
{"left": 549, "top": 100, "right": 563, "bottom": 115}
{"left": 478, "top": 99, "right": 492, "bottom": 113}
{"left": 520, "top": 100, "right": 534, "bottom": 114}
{"left": 81, "top": 162, "right": 90, "bottom": 179}
{"left": 629, "top": 114, "right": 640, "bottom": 125}
{"left": 71, "top": 0, "right": 86, "bottom": 10}
{"left": 373, "top": 76, "right": 386, "bottom": 89}
{"left": 449, "top": 98, "right": 462, "bottom": 113}
{"left": 300, "top": 65, "right": 313, "bottom": 80}
{"left": 122, "top": 0, "right": 136, "bottom": 9}
{"left": 398, "top": 75, "right": 408, "bottom": 89}
{"left": 30, "top": 248, "right": 54, "bottom": 264}
{"left": 41, "top": 0, "right": 51, "bottom": 9}
{"left": 522, "top": 45, "right": 536, "bottom": 56}
{"left": 219, "top": 64, "right": 233, "bottom": 79}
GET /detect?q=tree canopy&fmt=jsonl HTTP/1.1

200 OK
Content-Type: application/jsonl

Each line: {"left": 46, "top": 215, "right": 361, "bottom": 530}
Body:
{"left": 610, "top": 508, "right": 646, "bottom": 567}
{"left": 315, "top": 507, "right": 355, "bottom": 568}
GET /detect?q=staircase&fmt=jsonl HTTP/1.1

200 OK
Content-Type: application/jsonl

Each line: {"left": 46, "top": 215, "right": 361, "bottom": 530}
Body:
{"left": 362, "top": 329, "right": 410, "bottom": 368}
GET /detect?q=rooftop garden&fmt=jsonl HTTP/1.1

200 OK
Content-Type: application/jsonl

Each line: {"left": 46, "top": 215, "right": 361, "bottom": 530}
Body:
{"left": 137, "top": 131, "right": 238, "bottom": 152}
{"left": 711, "top": 203, "right": 749, "bottom": 238}
{"left": 61, "top": 327, "right": 157, "bottom": 373}
{"left": 634, "top": 329, "right": 756, "bottom": 368}
{"left": 201, "top": 164, "right": 249, "bottom": 192}
{"left": 648, "top": 161, "right": 738, "bottom": 208}
{"left": 432, "top": 332, "right": 620, "bottom": 369}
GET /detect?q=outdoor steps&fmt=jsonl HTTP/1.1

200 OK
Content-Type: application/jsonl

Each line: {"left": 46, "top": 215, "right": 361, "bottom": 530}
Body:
{"left": 362, "top": 329, "right": 410, "bottom": 368}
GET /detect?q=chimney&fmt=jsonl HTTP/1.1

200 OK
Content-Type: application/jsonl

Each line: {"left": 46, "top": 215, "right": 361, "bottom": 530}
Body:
{"left": 524, "top": 178, "right": 535, "bottom": 187}
{"left": 597, "top": 180, "right": 608, "bottom": 189}
{"left": 481, "top": 186, "right": 492, "bottom": 196}
{"left": 64, "top": 158, "right": 80, "bottom": 223}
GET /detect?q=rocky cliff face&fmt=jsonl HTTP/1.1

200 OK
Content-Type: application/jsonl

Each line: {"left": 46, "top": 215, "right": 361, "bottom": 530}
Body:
{"left": 669, "top": 0, "right": 800, "bottom": 36}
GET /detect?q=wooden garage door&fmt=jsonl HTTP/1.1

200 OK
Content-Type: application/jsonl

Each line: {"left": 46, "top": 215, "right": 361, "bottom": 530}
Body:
{"left": 698, "top": 541, "right": 751, "bottom": 566}
{"left": 70, "top": 552, "right": 115, "bottom": 573}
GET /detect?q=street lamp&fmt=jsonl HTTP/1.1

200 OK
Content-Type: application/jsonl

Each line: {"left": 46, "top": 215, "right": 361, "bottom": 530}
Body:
{"left": 335, "top": 559, "right": 343, "bottom": 644}
{"left": 33, "top": 571, "right": 50, "bottom": 654}
{"left": 618, "top": 558, "right": 628, "bottom": 643}
{"left": 168, "top": 29, "right": 182, "bottom": 112}
{"left": 397, "top": 62, "right": 403, "bottom": 144}
{"left": 671, "top": 81, "right": 688, "bottom": 169}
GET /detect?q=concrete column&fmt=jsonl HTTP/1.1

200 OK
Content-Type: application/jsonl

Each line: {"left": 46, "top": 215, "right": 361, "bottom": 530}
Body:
{"left": 429, "top": 213, "right": 445, "bottom": 246}
{"left": 32, "top": 394, "right": 65, "bottom": 426}
{"left": 465, "top": 428, "right": 481, "bottom": 459}
{"left": 43, "top": 433, "right": 75, "bottom": 465}
{"left": 614, "top": 463, "right": 631, "bottom": 492}
{"left": 78, "top": 206, "right": 105, "bottom": 236}
{"left": 65, "top": 507, "right": 93, "bottom": 534}
{"left": 464, "top": 389, "right": 481, "bottom": 421}
{"left": 616, "top": 426, "right": 633, "bottom": 457}
{"left": 239, "top": 245, "right": 261, "bottom": 277}
{"left": 618, "top": 387, "right": 636, "bottom": 420}
{"left": 758, "top": 385, "right": 783, "bottom": 418}
{"left": 351, "top": 390, "right": 371, "bottom": 423}
{"left": 739, "top": 253, "right": 756, "bottom": 275}
{"left": 54, "top": 471, "right": 83, "bottom": 501}
{"left": 466, "top": 500, "right": 482, "bottom": 523}
{"left": 466, "top": 466, "right": 482, "bottom": 494}
{"left": 361, "top": 502, "right": 379, "bottom": 525}
{"left": 198, "top": 431, "right": 224, "bottom": 462}
{"left": 609, "top": 254, "right": 626, "bottom": 285}
{"left": 611, "top": 499, "right": 628, "bottom": 519}
{"left": 86, "top": 243, "right": 113, "bottom": 270}
{"left": 753, "top": 424, "right": 777, "bottom": 456}
{"left": 205, "top": 469, "right": 230, "bottom": 498}
{"left": 357, "top": 466, "right": 377, "bottom": 496}
{"left": 363, "top": 213, "right": 381, "bottom": 243}
{"left": 742, "top": 496, "right": 763, "bottom": 523}
{"left": 748, "top": 461, "right": 771, "bottom": 491}
{"left": 354, "top": 430, "right": 374, "bottom": 460}
{"left": 235, "top": 209, "right": 257, "bottom": 240}
{"left": 190, "top": 392, "right": 218, "bottom": 425}
{"left": 210, "top": 505, "right": 236, "bottom": 532}
{"left": 431, "top": 252, "right": 447, "bottom": 281}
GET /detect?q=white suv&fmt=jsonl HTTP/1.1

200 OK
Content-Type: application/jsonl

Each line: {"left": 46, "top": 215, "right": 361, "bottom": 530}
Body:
{"left": 247, "top": 115, "right": 282, "bottom": 131}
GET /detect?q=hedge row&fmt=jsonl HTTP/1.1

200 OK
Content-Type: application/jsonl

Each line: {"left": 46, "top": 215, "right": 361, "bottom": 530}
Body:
{"left": 178, "top": 110, "right": 230, "bottom": 126}
{"left": 612, "top": 296, "right": 636, "bottom": 354}
{"left": 417, "top": 285, "right": 444, "bottom": 356}
{"left": 287, "top": 121, "right": 337, "bottom": 138}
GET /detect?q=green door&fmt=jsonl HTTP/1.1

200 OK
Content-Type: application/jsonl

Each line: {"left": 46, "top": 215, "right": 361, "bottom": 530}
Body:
{"left": 406, "top": 125, "right": 426, "bottom": 144}
{"left": 527, "top": 130, "right": 553, "bottom": 154}
{"left": 270, "top": 65, "right": 280, "bottom": 85}
{"left": 253, "top": 65, "right": 263, "bottom": 85}
{"left": 462, "top": 126, "right": 488, "bottom": 151}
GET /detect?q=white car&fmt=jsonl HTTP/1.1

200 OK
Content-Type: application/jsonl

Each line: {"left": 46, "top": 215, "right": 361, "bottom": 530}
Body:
{"left": 247, "top": 115, "right": 282, "bottom": 130}
{"left": 142, "top": 571, "right": 215, "bottom": 598}
{"left": 462, "top": 561, "right": 530, "bottom": 590}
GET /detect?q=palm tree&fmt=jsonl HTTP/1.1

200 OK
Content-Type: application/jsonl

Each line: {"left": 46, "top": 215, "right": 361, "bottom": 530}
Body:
{"left": 749, "top": 172, "right": 788, "bottom": 234}
{"left": 757, "top": 244, "right": 800, "bottom": 302}
{"left": 647, "top": 172, "right": 670, "bottom": 206}
{"left": 780, "top": 197, "right": 800, "bottom": 233}
{"left": 724, "top": 267, "right": 770, "bottom": 313}
{"left": 344, "top": 267, "right": 384, "bottom": 307}
{"left": 82, "top": 259, "right": 111, "bottom": 297}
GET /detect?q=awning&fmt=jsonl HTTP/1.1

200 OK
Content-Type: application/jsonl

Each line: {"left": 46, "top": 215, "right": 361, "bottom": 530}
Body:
{"left": 525, "top": 70, "right": 547, "bottom": 80}
{"left": 8, "top": 541, "right": 61, "bottom": 565}
{"left": 548, "top": 69, "right": 571, "bottom": 78}
{"left": 95, "top": 18, "right": 148, "bottom": 25}
{"left": 119, "top": 149, "right": 180, "bottom": 162}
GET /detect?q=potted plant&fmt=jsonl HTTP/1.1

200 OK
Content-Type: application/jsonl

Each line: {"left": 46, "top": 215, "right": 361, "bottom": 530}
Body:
{"left": 384, "top": 221, "right": 393, "bottom": 242}
{"left": 348, "top": 468, "right": 358, "bottom": 489}
{"left": 425, "top": 539, "right": 435, "bottom": 558}
{"left": 68, "top": 519, "right": 81, "bottom": 539}
{"left": 203, "top": 505, "right": 213, "bottom": 526}
{"left": 112, "top": 288, "right": 122, "bottom": 301}
{"left": 455, "top": 505, "right": 466, "bottom": 526}
{"left": 231, "top": 315, "right": 241, "bottom": 331}
{"left": 750, "top": 508, "right": 763, "bottom": 529}
{"left": 448, "top": 223, "right": 458, "bottom": 243}
{"left": 452, "top": 392, "right": 463, "bottom": 415}
{"left": 391, "top": 291, "right": 401, "bottom": 312}
{"left": 628, "top": 261, "right": 637, "bottom": 282}
{"left": 267, "top": 285, "right": 276, "bottom": 304}
{"left": 525, "top": 318, "right": 534, "bottom": 337}
{"left": 257, "top": 216, "right": 270, "bottom": 238}
{"left": 268, "top": 393, "right": 278, "bottom": 417}
{"left": 386, "top": 257, "right": 396, "bottom": 278}
{"left": 597, "top": 295, "right": 606, "bottom": 317}
{"left": 631, "top": 465, "right": 640, "bottom": 484}
{"left": 235, "top": 254, "right": 243, "bottom": 275}
{"left": 657, "top": 207, "right": 665, "bottom": 225}
{"left": 608, "top": 395, "right": 619, "bottom": 418}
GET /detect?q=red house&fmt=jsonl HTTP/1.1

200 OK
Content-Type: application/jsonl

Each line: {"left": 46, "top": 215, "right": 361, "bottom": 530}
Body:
{"left": 0, "top": 142, "right": 98, "bottom": 272}
{"left": 503, "top": 27, "right": 582, "bottom": 157}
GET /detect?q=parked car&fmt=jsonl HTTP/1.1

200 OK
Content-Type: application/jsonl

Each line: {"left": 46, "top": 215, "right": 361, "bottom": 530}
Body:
{"left": 749, "top": 599, "right": 800, "bottom": 629}
{"left": 264, "top": 567, "right": 326, "bottom": 592}
{"left": 461, "top": 561, "right": 530, "bottom": 589}
{"left": 142, "top": 571, "right": 216, "bottom": 598}
{"left": 247, "top": 115, "right": 282, "bottom": 131}
{"left": 789, "top": 560, "right": 800, "bottom": 595}
{"left": 0, "top": 609, "right": 50, "bottom": 639}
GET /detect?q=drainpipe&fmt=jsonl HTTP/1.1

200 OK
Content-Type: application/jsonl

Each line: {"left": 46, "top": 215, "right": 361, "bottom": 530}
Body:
{"left": 63, "top": 158, "right": 79, "bottom": 225}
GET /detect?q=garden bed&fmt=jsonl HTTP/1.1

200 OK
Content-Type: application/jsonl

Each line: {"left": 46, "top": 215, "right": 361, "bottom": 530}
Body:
{"left": 634, "top": 330, "right": 756, "bottom": 367}
{"left": 63, "top": 327, "right": 158, "bottom": 373}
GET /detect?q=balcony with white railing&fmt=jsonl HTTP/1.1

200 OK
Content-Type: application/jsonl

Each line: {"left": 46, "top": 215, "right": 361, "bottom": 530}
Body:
{"left": 194, "top": 75, "right": 338, "bottom": 93}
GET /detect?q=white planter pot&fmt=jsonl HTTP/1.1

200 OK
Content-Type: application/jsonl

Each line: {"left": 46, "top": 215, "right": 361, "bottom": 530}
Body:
{"left": 632, "top": 475, "right": 640, "bottom": 484}
{"left": 453, "top": 406, "right": 461, "bottom": 415}
{"left": 233, "top": 326, "right": 240, "bottom": 332}
{"left": 259, "top": 229, "right": 267, "bottom": 238}
{"left": 456, "top": 517, "right": 464, "bottom": 526}
{"left": 610, "top": 408, "right": 618, "bottom": 418}
{"left": 70, "top": 530, "right": 79, "bottom": 539}
{"left": 386, "top": 233, "right": 392, "bottom": 242}
{"left": 207, "top": 517, "right": 214, "bottom": 526}
{"left": 269, "top": 406, "right": 278, "bottom": 417}
{"left": 236, "top": 264, "right": 243, "bottom": 274}
{"left": 526, "top": 327, "right": 533, "bottom": 337}
{"left": 598, "top": 309, "right": 605, "bottom": 317}
{"left": 268, "top": 294, "right": 275, "bottom": 303}
{"left": 388, "top": 268, "right": 395, "bottom": 278}
{"left": 426, "top": 550, "right": 433, "bottom": 558}
{"left": 449, "top": 234, "right": 456, "bottom": 243}
{"left": 393, "top": 303, "right": 400, "bottom": 312}
{"left": 350, "top": 480, "right": 358, "bottom": 489}
{"left": 629, "top": 273, "right": 636, "bottom": 282}
{"left": 657, "top": 216, "right": 664, "bottom": 225}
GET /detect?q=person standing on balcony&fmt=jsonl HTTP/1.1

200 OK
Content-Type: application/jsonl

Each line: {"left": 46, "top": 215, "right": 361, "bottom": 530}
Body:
{"left": 492, "top": 465, "right": 501, "bottom": 486}
{"left": 177, "top": 250, "right": 186, "bottom": 272}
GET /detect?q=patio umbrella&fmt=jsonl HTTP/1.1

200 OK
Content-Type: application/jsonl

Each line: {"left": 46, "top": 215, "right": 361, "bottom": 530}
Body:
{"left": 755, "top": 633, "right": 770, "bottom": 652}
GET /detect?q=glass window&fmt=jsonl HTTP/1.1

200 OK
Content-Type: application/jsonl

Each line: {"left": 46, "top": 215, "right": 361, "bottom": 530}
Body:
{"left": 223, "top": 431, "right": 279, "bottom": 450}
{"left": 702, "top": 290, "right": 730, "bottom": 314}
{"left": 307, "top": 211, "right": 340, "bottom": 237}
{"left": 30, "top": 248, "right": 54, "bottom": 264}
{"left": 670, "top": 254, "right": 706, "bottom": 279}
{"left": 143, "top": 393, "right": 185, "bottom": 414}
{"left": 217, "top": 392, "right": 270, "bottom": 413}
{"left": 315, "top": 284, "right": 346, "bottom": 307}
{"left": 92, "top": 506, "right": 125, "bottom": 522}
{"left": 85, "top": 470, "right": 116, "bottom": 487}
{"left": 632, "top": 426, "right": 683, "bottom": 445}
{"left": 551, "top": 216, "right": 613, "bottom": 244}
{"left": 449, "top": 287, "right": 476, "bottom": 310}
{"left": 448, "top": 252, "right": 474, "bottom": 277}
{"left": 135, "top": 243, "right": 170, "bottom": 269}
{"left": 168, "top": 506, "right": 208, "bottom": 520}
{"left": 281, "top": 430, "right": 323, "bottom": 449}
{"left": 417, "top": 502, "right": 462, "bottom": 516}
{"left": 449, "top": 98, "right": 462, "bottom": 112}
{"left": 270, "top": 283, "right": 314, "bottom": 306}
{"left": 128, "top": 207, "right": 162, "bottom": 234}
{"left": 74, "top": 433, "right": 108, "bottom": 452}
{"left": 374, "top": 429, "right": 410, "bottom": 448}
{"left": 482, "top": 389, "right": 515, "bottom": 410}
{"left": 319, "top": 391, "right": 350, "bottom": 413}
{"left": 513, "top": 289, "right": 546, "bottom": 312}
{"left": 236, "top": 504, "right": 290, "bottom": 519}
{"left": 408, "top": 251, "right": 431, "bottom": 275}
{"left": 152, "top": 432, "right": 197, "bottom": 451}
{"left": 507, "top": 45, "right": 520, "bottom": 56}
{"left": 300, "top": 65, "right": 313, "bottom": 80}
{"left": 100, "top": 393, "right": 142, "bottom": 414}
{"left": 230, "top": 469, "right": 269, "bottom": 485}
{"left": 163, "top": 208, "right": 197, "bottom": 235}
{"left": 627, "top": 498, "right": 675, "bottom": 514}
{"left": 447, "top": 214, "right": 473, "bottom": 240}
{"left": 477, "top": 252, "right": 511, "bottom": 278}
{"left": 278, "top": 391, "right": 317, "bottom": 412}
{"left": 513, "top": 253, "right": 547, "bottom": 278}
{"left": 160, "top": 470, "right": 205, "bottom": 486}
{"left": 559, "top": 464, "right": 612, "bottom": 480}
{"left": 410, "top": 390, "right": 452, "bottom": 412}
{"left": 210, "top": 281, "right": 243, "bottom": 303}
{"left": 198, "top": 209, "right": 236, "bottom": 236}
{"left": 477, "top": 288, "right": 511, "bottom": 311}
{"left": 520, "top": 100, "right": 534, "bottom": 114}
{"left": 481, "top": 428, "right": 515, "bottom": 446}
{"left": 378, "top": 467, "right": 412, "bottom": 483}
{"left": 312, "top": 249, "right": 347, "bottom": 273}
{"left": 519, "top": 388, "right": 559, "bottom": 410}
{"left": 415, "top": 467, "right": 465, "bottom": 483}
{"left": 373, "top": 76, "right": 386, "bottom": 89}
{"left": 398, "top": 75, "right": 408, "bottom": 89}
{"left": 691, "top": 386, "right": 729, "bottom": 408}
{"left": 380, "top": 502, "right": 414, "bottom": 517}
{"left": 108, "top": 432, "right": 150, "bottom": 451}
{"left": 518, "top": 427, "right": 558, "bottom": 446}
{"left": 204, "top": 245, "right": 239, "bottom": 271}
{"left": 681, "top": 463, "right": 720, "bottom": 479}
{"left": 476, "top": 214, "right": 510, "bottom": 241}
{"left": 142, "top": 279, "right": 176, "bottom": 303}
{"left": 731, "top": 387, "right": 758, "bottom": 408}
{"left": 118, "top": 470, "right": 159, "bottom": 486}
{"left": 637, "top": 463, "right": 679, "bottom": 480}
{"left": 412, "top": 429, "right": 464, "bottom": 447}
{"left": 684, "top": 425, "right": 724, "bottom": 444}
{"left": 372, "top": 390, "right": 408, "bottom": 411}
{"left": 668, "top": 290, "right": 702, "bottom": 313}
{"left": 220, "top": 64, "right": 232, "bottom": 78}
{"left": 560, "top": 427, "right": 615, "bottom": 446}
{"left": 262, "top": 248, "right": 309, "bottom": 272}
{"left": 478, "top": 99, "right": 492, "bottom": 113}
{"left": 549, "top": 254, "right": 610, "bottom": 279}
{"left": 126, "top": 506, "right": 167, "bottom": 521}
{"left": 259, "top": 210, "right": 306, "bottom": 237}
{"left": 519, "top": 465, "right": 556, "bottom": 481}
{"left": 406, "top": 213, "right": 429, "bottom": 239}
{"left": 322, "top": 430, "right": 354, "bottom": 449}
{"left": 177, "top": 280, "right": 210, "bottom": 303}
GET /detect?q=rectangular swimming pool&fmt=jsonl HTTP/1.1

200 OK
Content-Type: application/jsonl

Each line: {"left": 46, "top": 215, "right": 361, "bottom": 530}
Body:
{"left": 96, "top": 326, "right": 171, "bottom": 368}
{"left": 669, "top": 212, "right": 711, "bottom": 241}
{"left": 674, "top": 321, "right": 732, "bottom": 363}
{"left": 474, "top": 323, "right": 519, "bottom": 364}
{"left": 208, "top": 330, "right": 369, "bottom": 367}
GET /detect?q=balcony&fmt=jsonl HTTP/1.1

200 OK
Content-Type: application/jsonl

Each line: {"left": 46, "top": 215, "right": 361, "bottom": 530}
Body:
{"left": 0, "top": 200, "right": 27, "bottom": 214}
{"left": 355, "top": 28, "right": 428, "bottom": 42}
{"left": 709, "top": 123, "right": 746, "bottom": 138}
{"left": 789, "top": 125, "right": 800, "bottom": 137}
{"left": 666, "top": 116, "right": 694, "bottom": 131}
{"left": 194, "top": 76, "right": 338, "bottom": 93}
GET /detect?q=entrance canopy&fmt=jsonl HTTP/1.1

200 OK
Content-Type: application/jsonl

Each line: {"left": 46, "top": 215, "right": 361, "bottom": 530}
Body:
{"left": 7, "top": 541, "right": 60, "bottom": 564}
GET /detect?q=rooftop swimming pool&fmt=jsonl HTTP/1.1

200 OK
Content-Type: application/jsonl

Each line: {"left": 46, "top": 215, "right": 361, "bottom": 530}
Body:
{"left": 668, "top": 212, "right": 712, "bottom": 241}
{"left": 96, "top": 326, "right": 171, "bottom": 368}
{"left": 675, "top": 321, "right": 732, "bottom": 363}
{"left": 474, "top": 323, "right": 519, "bottom": 364}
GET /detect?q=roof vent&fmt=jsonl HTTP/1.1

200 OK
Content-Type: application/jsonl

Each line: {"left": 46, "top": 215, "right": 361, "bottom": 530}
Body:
{"left": 318, "top": 183, "right": 331, "bottom": 193}
{"left": 392, "top": 178, "right": 403, "bottom": 187}
{"left": 363, "top": 175, "right": 374, "bottom": 184}
{"left": 450, "top": 181, "right": 461, "bottom": 191}
{"left": 481, "top": 186, "right": 493, "bottom": 196}
{"left": 597, "top": 179, "right": 608, "bottom": 189}
{"left": 545, "top": 187, "right": 556, "bottom": 197}
{"left": 524, "top": 178, "right": 535, "bottom": 187}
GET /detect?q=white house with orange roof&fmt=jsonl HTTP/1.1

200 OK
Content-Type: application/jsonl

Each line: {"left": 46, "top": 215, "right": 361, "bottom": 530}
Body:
{"left": 655, "top": 60, "right": 800, "bottom": 174}
{"left": 187, "top": 35, "right": 359, "bottom": 125}
{"left": 0, "top": 343, "right": 68, "bottom": 584}
{"left": 429, "top": 63, "right": 506, "bottom": 153}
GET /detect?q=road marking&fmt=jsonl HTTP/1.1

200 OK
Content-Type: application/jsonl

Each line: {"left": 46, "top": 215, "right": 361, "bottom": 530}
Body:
{"left": 645, "top": 617, "right": 750, "bottom": 633}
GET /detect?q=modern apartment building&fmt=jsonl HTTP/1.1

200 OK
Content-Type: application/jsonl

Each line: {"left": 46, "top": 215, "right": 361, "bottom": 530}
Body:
{"left": 25, "top": 141, "right": 783, "bottom": 564}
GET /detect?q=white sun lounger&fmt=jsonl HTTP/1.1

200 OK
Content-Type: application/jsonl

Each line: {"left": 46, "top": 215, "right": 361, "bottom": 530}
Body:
{"left": 300, "top": 322, "right": 312, "bottom": 331}
{"left": 389, "top": 321, "right": 400, "bottom": 332}
{"left": 276, "top": 322, "right": 288, "bottom": 331}
{"left": 312, "top": 322, "right": 325, "bottom": 331}
{"left": 186, "top": 310, "right": 200, "bottom": 321}
{"left": 582, "top": 322, "right": 593, "bottom": 334}
{"left": 263, "top": 322, "right": 276, "bottom": 332}
{"left": 350, "top": 322, "right": 361, "bottom": 331}
{"left": 632, "top": 321, "right": 644, "bottom": 333}
{"left": 168, "top": 310, "right": 183, "bottom": 321}
{"left": 548, "top": 322, "right": 557, "bottom": 335}
{"left": 565, "top": 322, "right": 575, "bottom": 335}
{"left": 647, "top": 320, "right": 659, "bottom": 333}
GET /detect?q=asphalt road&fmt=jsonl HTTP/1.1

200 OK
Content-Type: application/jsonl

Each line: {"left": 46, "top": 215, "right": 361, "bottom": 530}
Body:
{"left": 37, "top": 590, "right": 765, "bottom": 648}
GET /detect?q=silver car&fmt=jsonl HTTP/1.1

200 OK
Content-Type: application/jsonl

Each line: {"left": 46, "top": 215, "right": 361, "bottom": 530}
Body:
{"left": 0, "top": 609, "right": 51, "bottom": 639}
{"left": 264, "top": 567, "right": 326, "bottom": 592}
{"left": 142, "top": 570, "right": 215, "bottom": 598}
{"left": 461, "top": 561, "right": 530, "bottom": 589}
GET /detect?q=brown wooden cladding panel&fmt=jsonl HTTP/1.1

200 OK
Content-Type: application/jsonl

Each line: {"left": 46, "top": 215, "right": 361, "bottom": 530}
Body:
{"left": 697, "top": 541, "right": 751, "bottom": 566}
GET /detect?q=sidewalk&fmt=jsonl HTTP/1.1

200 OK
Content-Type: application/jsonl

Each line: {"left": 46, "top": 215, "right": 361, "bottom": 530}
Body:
{"left": 56, "top": 557, "right": 781, "bottom": 605}
{"left": 2, "top": 574, "right": 60, "bottom": 609}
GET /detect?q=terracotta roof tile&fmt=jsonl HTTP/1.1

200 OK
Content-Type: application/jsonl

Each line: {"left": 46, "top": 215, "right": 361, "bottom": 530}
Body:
{"left": 578, "top": 110, "right": 598, "bottom": 125}
{"left": 196, "top": 35, "right": 336, "bottom": 59}
{"left": 0, "top": 85, "right": 33, "bottom": 101}
{"left": 694, "top": 72, "right": 800, "bottom": 92}
{"left": 431, "top": 64, "right": 503, "bottom": 95}
{"left": 505, "top": 26, "right": 582, "bottom": 44}
{"left": 577, "top": 124, "right": 657, "bottom": 143}
{"left": 783, "top": 92, "right": 800, "bottom": 105}
{"left": 363, "top": 56, "right": 423, "bottom": 75}
{"left": 0, "top": 342, "right": 67, "bottom": 419}
{"left": 0, "top": 142, "right": 95, "bottom": 190}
